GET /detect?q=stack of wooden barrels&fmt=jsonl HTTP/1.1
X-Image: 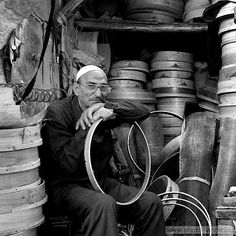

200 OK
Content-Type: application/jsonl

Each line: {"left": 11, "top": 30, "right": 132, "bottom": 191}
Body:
{"left": 107, "top": 60, "right": 156, "bottom": 108}
{"left": 150, "top": 50, "right": 197, "bottom": 145}
{"left": 216, "top": 4, "right": 236, "bottom": 118}
{"left": 0, "top": 87, "right": 47, "bottom": 236}
{"left": 107, "top": 60, "right": 165, "bottom": 176}
{"left": 203, "top": 1, "right": 236, "bottom": 223}
{"left": 124, "top": 0, "right": 184, "bottom": 23}
{"left": 183, "top": 0, "right": 210, "bottom": 22}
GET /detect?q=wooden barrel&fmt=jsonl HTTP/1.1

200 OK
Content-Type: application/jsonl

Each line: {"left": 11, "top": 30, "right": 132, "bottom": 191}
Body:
{"left": 152, "top": 51, "right": 193, "bottom": 63}
{"left": 0, "top": 124, "right": 42, "bottom": 190}
{"left": 125, "top": 0, "right": 184, "bottom": 17}
{"left": 219, "top": 92, "right": 236, "bottom": 106}
{"left": 0, "top": 196, "right": 47, "bottom": 235}
{"left": 151, "top": 61, "right": 193, "bottom": 73}
{"left": 154, "top": 70, "right": 193, "bottom": 79}
{"left": 215, "top": 2, "right": 236, "bottom": 20}
{"left": 110, "top": 60, "right": 149, "bottom": 73}
{"left": 151, "top": 77, "right": 195, "bottom": 94}
{"left": 0, "top": 146, "right": 40, "bottom": 168}
{"left": 221, "top": 41, "right": 236, "bottom": 56}
{"left": 220, "top": 64, "right": 236, "bottom": 81}
{"left": 218, "top": 77, "right": 236, "bottom": 94}
{"left": 219, "top": 105, "right": 236, "bottom": 118}
{"left": 107, "top": 88, "right": 156, "bottom": 105}
{"left": 221, "top": 54, "right": 236, "bottom": 67}
{"left": 109, "top": 68, "right": 147, "bottom": 83}
{"left": 218, "top": 17, "right": 236, "bottom": 36}
{"left": 108, "top": 79, "right": 144, "bottom": 88}
{"left": 0, "top": 124, "right": 41, "bottom": 149}
{"left": 125, "top": 10, "right": 176, "bottom": 23}
{"left": 0, "top": 179, "right": 45, "bottom": 212}
{"left": 221, "top": 30, "right": 236, "bottom": 47}
{"left": 218, "top": 76, "right": 236, "bottom": 111}
{"left": 0, "top": 159, "right": 40, "bottom": 190}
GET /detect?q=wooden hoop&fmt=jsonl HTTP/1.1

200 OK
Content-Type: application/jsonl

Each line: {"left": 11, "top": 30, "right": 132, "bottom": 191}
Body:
{"left": 84, "top": 118, "right": 151, "bottom": 205}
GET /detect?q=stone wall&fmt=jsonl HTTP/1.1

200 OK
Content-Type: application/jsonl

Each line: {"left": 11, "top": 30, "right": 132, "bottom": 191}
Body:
{"left": 0, "top": 0, "right": 59, "bottom": 90}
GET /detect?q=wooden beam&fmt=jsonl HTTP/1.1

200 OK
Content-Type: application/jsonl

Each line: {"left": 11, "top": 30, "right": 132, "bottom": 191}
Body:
{"left": 74, "top": 18, "right": 208, "bottom": 34}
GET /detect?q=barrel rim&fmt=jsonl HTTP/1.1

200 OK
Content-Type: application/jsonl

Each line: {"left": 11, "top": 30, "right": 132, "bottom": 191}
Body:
{"left": 0, "top": 159, "right": 40, "bottom": 174}
{"left": 0, "top": 139, "right": 42, "bottom": 152}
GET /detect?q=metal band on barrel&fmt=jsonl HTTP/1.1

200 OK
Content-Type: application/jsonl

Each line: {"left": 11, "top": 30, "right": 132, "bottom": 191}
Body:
{"left": 84, "top": 118, "right": 151, "bottom": 205}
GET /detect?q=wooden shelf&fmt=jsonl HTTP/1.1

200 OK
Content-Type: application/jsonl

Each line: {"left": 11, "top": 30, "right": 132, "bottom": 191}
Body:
{"left": 74, "top": 18, "right": 208, "bottom": 34}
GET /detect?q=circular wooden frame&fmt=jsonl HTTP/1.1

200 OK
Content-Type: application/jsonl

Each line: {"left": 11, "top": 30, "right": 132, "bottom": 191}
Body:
{"left": 84, "top": 118, "right": 151, "bottom": 205}
{"left": 127, "top": 110, "right": 183, "bottom": 174}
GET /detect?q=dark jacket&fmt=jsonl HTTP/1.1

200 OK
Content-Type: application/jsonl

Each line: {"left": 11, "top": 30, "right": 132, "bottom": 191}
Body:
{"left": 39, "top": 95, "right": 150, "bottom": 187}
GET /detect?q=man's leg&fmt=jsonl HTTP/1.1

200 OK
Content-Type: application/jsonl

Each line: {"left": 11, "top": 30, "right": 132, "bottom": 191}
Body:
{"left": 102, "top": 178, "right": 166, "bottom": 236}
{"left": 52, "top": 184, "right": 119, "bottom": 236}
{"left": 129, "top": 191, "right": 166, "bottom": 236}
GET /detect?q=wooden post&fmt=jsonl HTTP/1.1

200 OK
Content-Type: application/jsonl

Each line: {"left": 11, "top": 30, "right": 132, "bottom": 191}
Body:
{"left": 209, "top": 117, "right": 236, "bottom": 224}
{"left": 176, "top": 112, "right": 217, "bottom": 233}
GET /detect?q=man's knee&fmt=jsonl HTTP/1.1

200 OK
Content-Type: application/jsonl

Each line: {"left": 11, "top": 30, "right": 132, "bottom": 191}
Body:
{"left": 91, "top": 194, "right": 117, "bottom": 212}
{"left": 142, "top": 191, "right": 163, "bottom": 211}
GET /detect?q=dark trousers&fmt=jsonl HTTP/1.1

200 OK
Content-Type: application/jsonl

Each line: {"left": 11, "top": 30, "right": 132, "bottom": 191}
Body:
{"left": 51, "top": 178, "right": 166, "bottom": 236}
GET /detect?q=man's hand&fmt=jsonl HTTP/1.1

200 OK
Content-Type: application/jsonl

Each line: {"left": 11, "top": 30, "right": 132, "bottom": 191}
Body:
{"left": 76, "top": 103, "right": 115, "bottom": 130}
{"left": 93, "top": 107, "right": 115, "bottom": 121}
{"left": 76, "top": 103, "right": 104, "bottom": 130}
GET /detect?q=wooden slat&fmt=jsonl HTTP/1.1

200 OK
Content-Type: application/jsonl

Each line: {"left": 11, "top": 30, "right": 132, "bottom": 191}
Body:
{"left": 74, "top": 18, "right": 208, "bottom": 34}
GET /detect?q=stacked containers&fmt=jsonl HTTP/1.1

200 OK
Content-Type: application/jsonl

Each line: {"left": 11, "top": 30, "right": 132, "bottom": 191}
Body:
{"left": 183, "top": 0, "right": 211, "bottom": 22}
{"left": 124, "top": 0, "right": 184, "bottom": 23}
{"left": 217, "top": 5, "right": 236, "bottom": 118}
{"left": 150, "top": 51, "right": 197, "bottom": 145}
{"left": 0, "top": 87, "right": 47, "bottom": 236}
{"left": 107, "top": 60, "right": 164, "bottom": 171}
{"left": 205, "top": 1, "right": 236, "bottom": 222}
{"left": 107, "top": 60, "right": 156, "bottom": 108}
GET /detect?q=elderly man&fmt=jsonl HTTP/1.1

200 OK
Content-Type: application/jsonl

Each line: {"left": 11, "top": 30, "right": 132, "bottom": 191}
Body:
{"left": 41, "top": 65, "right": 165, "bottom": 236}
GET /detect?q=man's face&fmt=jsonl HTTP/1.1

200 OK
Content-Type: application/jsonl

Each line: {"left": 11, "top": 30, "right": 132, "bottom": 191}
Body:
{"left": 73, "top": 70, "right": 110, "bottom": 110}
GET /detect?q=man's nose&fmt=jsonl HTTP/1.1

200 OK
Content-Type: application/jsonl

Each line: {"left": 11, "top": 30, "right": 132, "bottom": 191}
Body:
{"left": 94, "top": 87, "right": 102, "bottom": 97}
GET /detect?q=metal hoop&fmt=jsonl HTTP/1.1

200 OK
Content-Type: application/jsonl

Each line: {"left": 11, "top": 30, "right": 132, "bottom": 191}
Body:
{"left": 84, "top": 118, "right": 151, "bottom": 205}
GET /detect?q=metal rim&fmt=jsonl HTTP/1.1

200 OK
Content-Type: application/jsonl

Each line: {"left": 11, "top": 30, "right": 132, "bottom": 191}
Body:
{"left": 84, "top": 118, "right": 151, "bottom": 205}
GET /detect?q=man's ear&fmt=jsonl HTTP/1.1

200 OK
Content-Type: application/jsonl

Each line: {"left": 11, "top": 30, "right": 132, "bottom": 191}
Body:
{"left": 72, "top": 83, "right": 80, "bottom": 96}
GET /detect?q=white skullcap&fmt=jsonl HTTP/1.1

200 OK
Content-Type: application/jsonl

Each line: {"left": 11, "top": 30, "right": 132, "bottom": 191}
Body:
{"left": 76, "top": 65, "right": 106, "bottom": 82}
